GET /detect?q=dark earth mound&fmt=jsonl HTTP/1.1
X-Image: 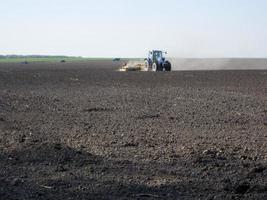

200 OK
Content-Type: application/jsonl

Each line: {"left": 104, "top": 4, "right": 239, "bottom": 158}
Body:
{"left": 0, "top": 61, "right": 266, "bottom": 199}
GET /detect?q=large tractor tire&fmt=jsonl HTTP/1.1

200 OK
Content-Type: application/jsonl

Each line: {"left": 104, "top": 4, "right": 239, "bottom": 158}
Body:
{"left": 152, "top": 63, "right": 158, "bottom": 72}
{"left": 164, "top": 61, "right": 172, "bottom": 71}
{"left": 152, "top": 63, "right": 164, "bottom": 71}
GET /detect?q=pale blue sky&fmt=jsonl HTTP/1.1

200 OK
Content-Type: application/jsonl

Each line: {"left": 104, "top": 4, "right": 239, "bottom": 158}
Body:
{"left": 1, "top": 0, "right": 267, "bottom": 57}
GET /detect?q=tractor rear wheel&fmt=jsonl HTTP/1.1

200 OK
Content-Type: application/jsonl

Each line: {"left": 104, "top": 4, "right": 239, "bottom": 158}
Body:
{"left": 164, "top": 61, "right": 172, "bottom": 71}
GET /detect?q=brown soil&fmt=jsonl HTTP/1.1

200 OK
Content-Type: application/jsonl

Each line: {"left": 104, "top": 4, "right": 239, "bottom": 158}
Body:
{"left": 0, "top": 61, "right": 266, "bottom": 199}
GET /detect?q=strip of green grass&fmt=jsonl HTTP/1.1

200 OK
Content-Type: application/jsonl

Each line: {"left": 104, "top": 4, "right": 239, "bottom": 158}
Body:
{"left": 0, "top": 57, "right": 114, "bottom": 63}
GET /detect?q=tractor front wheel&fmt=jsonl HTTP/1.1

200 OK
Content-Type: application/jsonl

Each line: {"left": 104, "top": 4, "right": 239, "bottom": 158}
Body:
{"left": 144, "top": 61, "right": 149, "bottom": 71}
{"left": 152, "top": 63, "right": 158, "bottom": 72}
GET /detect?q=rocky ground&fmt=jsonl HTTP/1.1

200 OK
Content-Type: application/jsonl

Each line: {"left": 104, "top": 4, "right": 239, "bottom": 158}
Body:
{"left": 0, "top": 61, "right": 266, "bottom": 199}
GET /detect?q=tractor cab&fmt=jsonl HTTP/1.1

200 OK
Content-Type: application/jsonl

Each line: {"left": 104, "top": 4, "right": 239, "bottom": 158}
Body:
{"left": 148, "top": 50, "right": 165, "bottom": 63}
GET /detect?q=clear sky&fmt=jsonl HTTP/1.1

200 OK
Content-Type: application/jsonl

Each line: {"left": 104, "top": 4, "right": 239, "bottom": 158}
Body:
{"left": 1, "top": 0, "right": 267, "bottom": 58}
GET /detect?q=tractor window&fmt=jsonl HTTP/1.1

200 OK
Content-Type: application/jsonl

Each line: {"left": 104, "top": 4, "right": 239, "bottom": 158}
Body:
{"left": 154, "top": 51, "right": 162, "bottom": 58}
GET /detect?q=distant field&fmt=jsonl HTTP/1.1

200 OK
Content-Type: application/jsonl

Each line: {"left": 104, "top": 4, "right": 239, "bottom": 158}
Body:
{"left": 0, "top": 57, "right": 114, "bottom": 63}
{"left": 1, "top": 57, "right": 267, "bottom": 70}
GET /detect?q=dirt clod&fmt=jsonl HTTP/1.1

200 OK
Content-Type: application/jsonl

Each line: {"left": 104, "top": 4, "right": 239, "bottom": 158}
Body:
{"left": 235, "top": 182, "right": 251, "bottom": 194}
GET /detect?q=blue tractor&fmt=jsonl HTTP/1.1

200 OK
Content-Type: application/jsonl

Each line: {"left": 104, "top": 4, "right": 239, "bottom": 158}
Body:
{"left": 144, "top": 50, "right": 171, "bottom": 71}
